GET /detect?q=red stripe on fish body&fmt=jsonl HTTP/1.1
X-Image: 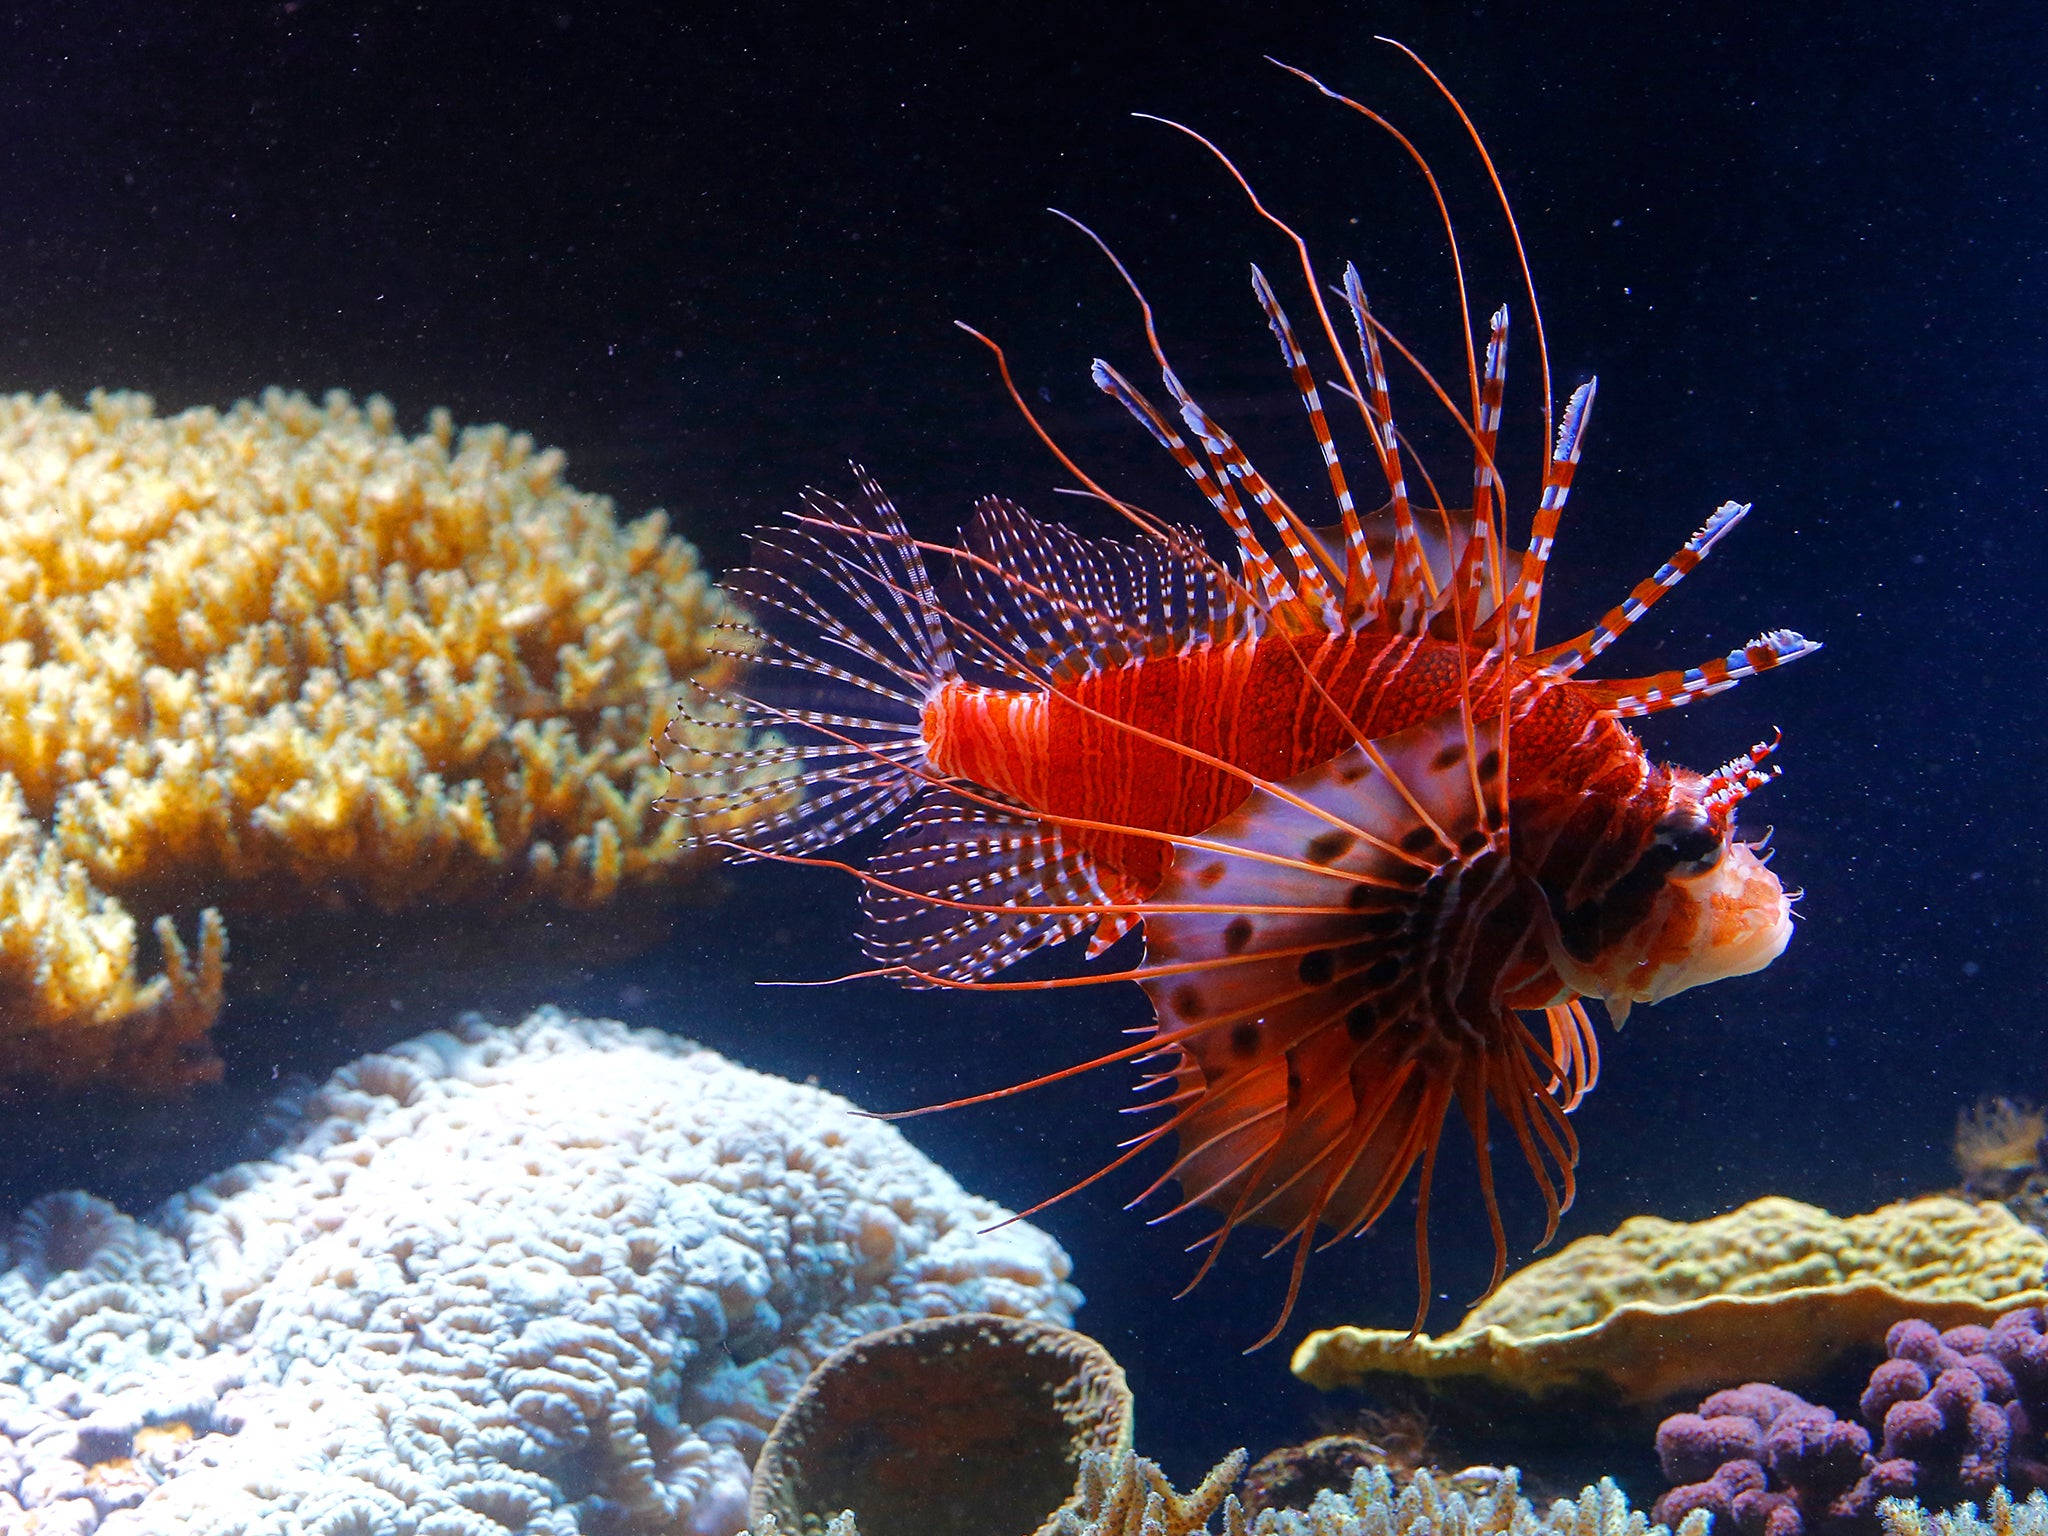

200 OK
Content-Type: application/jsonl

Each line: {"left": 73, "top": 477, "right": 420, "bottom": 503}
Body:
{"left": 924, "top": 629, "right": 1657, "bottom": 916}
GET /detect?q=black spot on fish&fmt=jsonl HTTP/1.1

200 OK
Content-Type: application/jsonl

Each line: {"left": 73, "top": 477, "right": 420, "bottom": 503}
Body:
{"left": 1223, "top": 917, "right": 1254, "bottom": 954}
{"left": 1196, "top": 861, "right": 1227, "bottom": 888}
{"left": 1173, "top": 985, "right": 1204, "bottom": 1020}
{"left": 1345, "top": 1002, "right": 1377, "bottom": 1039}
{"left": 1297, "top": 949, "right": 1336, "bottom": 987}
{"left": 1400, "top": 826, "right": 1439, "bottom": 856}
{"left": 1306, "top": 830, "right": 1355, "bottom": 865}
{"left": 1230, "top": 1022, "right": 1261, "bottom": 1058}
{"left": 1363, "top": 956, "right": 1402, "bottom": 989}
{"left": 1459, "top": 829, "right": 1491, "bottom": 858}
{"left": 1431, "top": 743, "right": 1465, "bottom": 772}
{"left": 1478, "top": 749, "right": 1502, "bottom": 782}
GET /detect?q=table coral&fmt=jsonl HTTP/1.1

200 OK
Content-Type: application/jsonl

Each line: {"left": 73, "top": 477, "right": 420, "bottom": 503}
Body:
{"left": 0, "top": 1007, "right": 1080, "bottom": 1536}
{"left": 0, "top": 388, "right": 751, "bottom": 1092}
{"left": 1293, "top": 1198, "right": 2048, "bottom": 1404}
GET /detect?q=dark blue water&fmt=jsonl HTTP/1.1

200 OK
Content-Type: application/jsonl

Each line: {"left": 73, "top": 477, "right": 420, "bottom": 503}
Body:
{"left": 0, "top": 0, "right": 2039, "bottom": 1499}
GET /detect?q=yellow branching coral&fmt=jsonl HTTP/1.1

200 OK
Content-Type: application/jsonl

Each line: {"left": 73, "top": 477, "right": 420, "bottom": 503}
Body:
{"left": 0, "top": 387, "right": 746, "bottom": 1089}
{"left": 0, "top": 777, "right": 224, "bottom": 1092}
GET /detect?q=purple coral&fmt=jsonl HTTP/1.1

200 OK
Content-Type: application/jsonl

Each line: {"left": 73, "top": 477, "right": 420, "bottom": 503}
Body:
{"left": 1653, "top": 1308, "right": 2048, "bottom": 1536}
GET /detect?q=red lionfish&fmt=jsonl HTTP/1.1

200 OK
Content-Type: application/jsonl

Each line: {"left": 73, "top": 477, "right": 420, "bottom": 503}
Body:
{"left": 660, "top": 48, "right": 1818, "bottom": 1346}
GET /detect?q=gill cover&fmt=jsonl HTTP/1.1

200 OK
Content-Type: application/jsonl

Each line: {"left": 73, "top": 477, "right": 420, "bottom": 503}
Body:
{"left": 1549, "top": 775, "right": 1793, "bottom": 1025}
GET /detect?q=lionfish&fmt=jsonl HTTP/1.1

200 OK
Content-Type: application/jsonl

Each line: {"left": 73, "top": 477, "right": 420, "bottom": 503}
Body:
{"left": 660, "top": 48, "right": 1817, "bottom": 1346}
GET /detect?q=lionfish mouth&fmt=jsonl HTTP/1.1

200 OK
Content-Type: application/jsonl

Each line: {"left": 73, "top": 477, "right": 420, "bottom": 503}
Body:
{"left": 1587, "top": 841, "right": 1794, "bottom": 1026}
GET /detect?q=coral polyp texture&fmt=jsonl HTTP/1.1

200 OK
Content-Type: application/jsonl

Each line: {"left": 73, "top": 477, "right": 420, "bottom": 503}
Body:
{"left": 1293, "top": 1197, "right": 2048, "bottom": 1404}
{"left": 0, "top": 387, "right": 749, "bottom": 1091}
{"left": 747, "top": 1313, "right": 1134, "bottom": 1536}
{"left": 0, "top": 1007, "right": 1079, "bottom": 1536}
{"left": 1654, "top": 1309, "right": 2048, "bottom": 1536}
{"left": 747, "top": 1456, "right": 1712, "bottom": 1536}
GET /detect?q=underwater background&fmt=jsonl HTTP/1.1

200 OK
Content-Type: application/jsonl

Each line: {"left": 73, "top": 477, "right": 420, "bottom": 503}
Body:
{"left": 0, "top": 0, "right": 2039, "bottom": 1498}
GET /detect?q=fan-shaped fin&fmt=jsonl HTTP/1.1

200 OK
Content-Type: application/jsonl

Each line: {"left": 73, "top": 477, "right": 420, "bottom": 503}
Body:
{"left": 858, "top": 791, "right": 1118, "bottom": 983}
{"left": 948, "top": 496, "right": 1256, "bottom": 687}
{"left": 661, "top": 472, "right": 952, "bottom": 854}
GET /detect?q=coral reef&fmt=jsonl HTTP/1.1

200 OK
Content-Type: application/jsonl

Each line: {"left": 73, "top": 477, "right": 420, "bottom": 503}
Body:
{"left": 1055, "top": 1448, "right": 1249, "bottom": 1536}
{"left": 1653, "top": 1309, "right": 2048, "bottom": 1536}
{"left": 1294, "top": 1198, "right": 2048, "bottom": 1404}
{"left": 746, "top": 1313, "right": 1131, "bottom": 1536}
{"left": 1881, "top": 1488, "right": 2048, "bottom": 1536}
{"left": 1242, "top": 1435, "right": 1413, "bottom": 1518}
{"left": 745, "top": 1454, "right": 1708, "bottom": 1536}
{"left": 0, "top": 768, "right": 225, "bottom": 1091}
{"left": 1957, "top": 1101, "right": 2048, "bottom": 1189}
{"left": 0, "top": 387, "right": 750, "bottom": 1090}
{"left": 1951, "top": 1099, "right": 2048, "bottom": 1240}
{"left": 0, "top": 1007, "right": 1078, "bottom": 1536}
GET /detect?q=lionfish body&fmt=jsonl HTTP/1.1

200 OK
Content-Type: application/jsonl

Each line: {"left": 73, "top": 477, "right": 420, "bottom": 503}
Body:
{"left": 663, "top": 58, "right": 1817, "bottom": 1342}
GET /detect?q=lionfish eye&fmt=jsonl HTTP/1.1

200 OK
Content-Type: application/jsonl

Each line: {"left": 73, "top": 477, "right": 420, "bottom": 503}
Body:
{"left": 1652, "top": 809, "right": 1724, "bottom": 873}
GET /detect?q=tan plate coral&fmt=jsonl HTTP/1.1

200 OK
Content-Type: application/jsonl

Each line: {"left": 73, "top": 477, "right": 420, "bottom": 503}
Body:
{"left": 1292, "top": 1196, "right": 2048, "bottom": 1405}
{"left": 0, "top": 387, "right": 751, "bottom": 1091}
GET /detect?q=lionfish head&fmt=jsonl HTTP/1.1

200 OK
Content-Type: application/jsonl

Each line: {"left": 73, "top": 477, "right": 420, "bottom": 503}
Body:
{"left": 1559, "top": 749, "right": 1794, "bottom": 1026}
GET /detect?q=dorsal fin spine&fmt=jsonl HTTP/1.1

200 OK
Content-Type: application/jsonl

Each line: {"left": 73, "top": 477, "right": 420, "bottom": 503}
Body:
{"left": 1341, "top": 265, "right": 1433, "bottom": 627}
{"left": 1247, "top": 263, "right": 1362, "bottom": 627}
{"left": 1507, "top": 377, "right": 1596, "bottom": 653}
{"left": 1536, "top": 499, "right": 1751, "bottom": 676}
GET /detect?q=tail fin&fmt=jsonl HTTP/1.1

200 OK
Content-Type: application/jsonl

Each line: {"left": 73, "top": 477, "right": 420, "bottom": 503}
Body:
{"left": 657, "top": 471, "right": 953, "bottom": 855}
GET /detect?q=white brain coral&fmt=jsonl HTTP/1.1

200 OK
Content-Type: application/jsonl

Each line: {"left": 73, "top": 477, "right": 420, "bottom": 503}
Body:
{"left": 0, "top": 1009, "right": 1079, "bottom": 1536}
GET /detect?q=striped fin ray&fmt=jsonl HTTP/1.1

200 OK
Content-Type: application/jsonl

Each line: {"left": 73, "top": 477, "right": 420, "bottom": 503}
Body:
{"left": 658, "top": 473, "right": 953, "bottom": 855}
{"left": 1533, "top": 500, "right": 1752, "bottom": 676}
{"left": 1584, "top": 628, "right": 1823, "bottom": 717}
{"left": 1089, "top": 359, "right": 1298, "bottom": 613}
{"left": 1123, "top": 707, "right": 1574, "bottom": 1340}
{"left": 1701, "top": 731, "right": 1784, "bottom": 815}
{"left": 1241, "top": 263, "right": 1354, "bottom": 623}
{"left": 1469, "top": 304, "right": 1511, "bottom": 617}
{"left": 949, "top": 496, "right": 1256, "bottom": 686}
{"left": 859, "top": 793, "right": 1116, "bottom": 984}
{"left": 1165, "top": 382, "right": 1341, "bottom": 633}
{"left": 1506, "top": 378, "right": 1597, "bottom": 653}
{"left": 1340, "top": 265, "right": 1433, "bottom": 628}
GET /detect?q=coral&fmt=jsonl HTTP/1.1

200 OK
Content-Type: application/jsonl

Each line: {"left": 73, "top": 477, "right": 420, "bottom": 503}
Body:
{"left": 1057, "top": 1448, "right": 1249, "bottom": 1536}
{"left": 1957, "top": 1101, "right": 2048, "bottom": 1190}
{"left": 0, "top": 1007, "right": 1079, "bottom": 1536}
{"left": 1653, "top": 1309, "right": 2048, "bottom": 1536}
{"left": 747, "top": 1312, "right": 1131, "bottom": 1536}
{"left": 1241, "top": 1411, "right": 1458, "bottom": 1518}
{"left": 741, "top": 1454, "right": 1709, "bottom": 1536}
{"left": 1881, "top": 1488, "right": 2048, "bottom": 1536}
{"left": 1655, "top": 1383, "right": 1892, "bottom": 1536}
{"left": 1242, "top": 1436, "right": 1410, "bottom": 1518}
{"left": 1293, "top": 1198, "right": 2048, "bottom": 1404}
{"left": 0, "top": 770, "right": 225, "bottom": 1092}
{"left": 0, "top": 387, "right": 750, "bottom": 1090}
